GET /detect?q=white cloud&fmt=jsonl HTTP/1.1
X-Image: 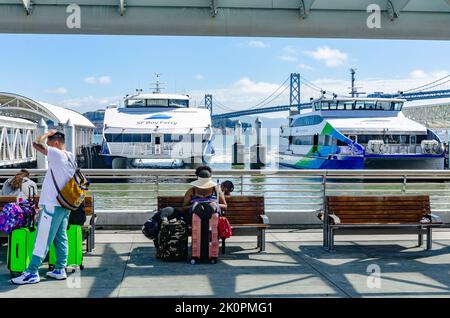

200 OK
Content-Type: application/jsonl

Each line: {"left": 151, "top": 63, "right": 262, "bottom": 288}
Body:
{"left": 46, "top": 87, "right": 68, "bottom": 95}
{"left": 84, "top": 77, "right": 97, "bottom": 84}
{"left": 304, "top": 46, "right": 348, "bottom": 68}
{"left": 84, "top": 76, "right": 112, "bottom": 85}
{"left": 60, "top": 95, "right": 122, "bottom": 112}
{"left": 297, "top": 64, "right": 313, "bottom": 71}
{"left": 195, "top": 74, "right": 205, "bottom": 81}
{"left": 98, "top": 76, "right": 112, "bottom": 85}
{"left": 279, "top": 46, "right": 298, "bottom": 63}
{"left": 410, "top": 69, "right": 427, "bottom": 79}
{"left": 247, "top": 40, "right": 270, "bottom": 49}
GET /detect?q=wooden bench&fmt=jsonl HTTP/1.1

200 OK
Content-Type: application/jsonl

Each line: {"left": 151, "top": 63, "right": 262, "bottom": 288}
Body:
{"left": 321, "top": 195, "right": 443, "bottom": 251}
{"left": 157, "top": 196, "right": 269, "bottom": 252}
{"left": 0, "top": 196, "right": 96, "bottom": 253}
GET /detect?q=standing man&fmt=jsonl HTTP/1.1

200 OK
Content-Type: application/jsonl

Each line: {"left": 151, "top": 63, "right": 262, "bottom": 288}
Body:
{"left": 11, "top": 129, "right": 76, "bottom": 285}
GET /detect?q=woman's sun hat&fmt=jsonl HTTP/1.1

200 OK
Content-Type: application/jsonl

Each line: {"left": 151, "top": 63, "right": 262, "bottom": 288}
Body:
{"left": 190, "top": 169, "right": 217, "bottom": 189}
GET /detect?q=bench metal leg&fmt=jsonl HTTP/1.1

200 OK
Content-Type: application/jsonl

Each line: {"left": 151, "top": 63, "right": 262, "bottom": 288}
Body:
{"left": 323, "top": 225, "right": 329, "bottom": 249}
{"left": 86, "top": 231, "right": 92, "bottom": 253}
{"left": 426, "top": 227, "right": 432, "bottom": 250}
{"left": 221, "top": 238, "right": 226, "bottom": 254}
{"left": 260, "top": 229, "right": 266, "bottom": 252}
{"left": 328, "top": 227, "right": 335, "bottom": 251}
{"left": 418, "top": 233, "right": 423, "bottom": 247}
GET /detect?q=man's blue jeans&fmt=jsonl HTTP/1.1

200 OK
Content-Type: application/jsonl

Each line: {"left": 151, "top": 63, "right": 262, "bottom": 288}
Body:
{"left": 26, "top": 205, "right": 70, "bottom": 274}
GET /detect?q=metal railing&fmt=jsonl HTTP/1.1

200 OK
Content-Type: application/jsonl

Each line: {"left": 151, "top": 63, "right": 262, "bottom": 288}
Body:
{"left": 1, "top": 169, "right": 450, "bottom": 220}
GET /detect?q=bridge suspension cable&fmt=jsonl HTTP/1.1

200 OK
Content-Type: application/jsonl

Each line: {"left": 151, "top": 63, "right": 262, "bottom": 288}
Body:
{"left": 404, "top": 74, "right": 450, "bottom": 93}
{"left": 212, "top": 96, "right": 238, "bottom": 112}
{"left": 243, "top": 75, "right": 291, "bottom": 110}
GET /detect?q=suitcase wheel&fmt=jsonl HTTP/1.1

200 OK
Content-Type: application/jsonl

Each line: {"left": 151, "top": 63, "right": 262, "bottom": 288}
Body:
{"left": 80, "top": 264, "right": 85, "bottom": 271}
{"left": 210, "top": 258, "right": 217, "bottom": 264}
{"left": 190, "top": 258, "right": 196, "bottom": 265}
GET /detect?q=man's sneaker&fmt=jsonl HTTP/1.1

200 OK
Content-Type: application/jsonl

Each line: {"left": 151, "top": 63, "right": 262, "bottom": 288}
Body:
{"left": 11, "top": 272, "right": 40, "bottom": 285}
{"left": 46, "top": 268, "right": 67, "bottom": 280}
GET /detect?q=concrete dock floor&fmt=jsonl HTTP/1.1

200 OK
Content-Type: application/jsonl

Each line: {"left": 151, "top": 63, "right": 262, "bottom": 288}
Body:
{"left": 1, "top": 229, "right": 450, "bottom": 298}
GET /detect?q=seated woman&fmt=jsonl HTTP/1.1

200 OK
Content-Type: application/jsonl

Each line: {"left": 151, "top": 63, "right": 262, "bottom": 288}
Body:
{"left": 2, "top": 169, "right": 38, "bottom": 197}
{"left": 183, "top": 167, "right": 227, "bottom": 224}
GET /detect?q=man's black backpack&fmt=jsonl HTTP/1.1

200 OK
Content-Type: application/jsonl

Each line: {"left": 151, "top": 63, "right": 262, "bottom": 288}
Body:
{"left": 69, "top": 201, "right": 87, "bottom": 226}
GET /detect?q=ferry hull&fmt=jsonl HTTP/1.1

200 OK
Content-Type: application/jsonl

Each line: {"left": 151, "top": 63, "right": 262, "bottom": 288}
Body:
{"left": 364, "top": 156, "right": 445, "bottom": 170}
{"left": 279, "top": 154, "right": 364, "bottom": 169}
{"left": 279, "top": 153, "right": 445, "bottom": 170}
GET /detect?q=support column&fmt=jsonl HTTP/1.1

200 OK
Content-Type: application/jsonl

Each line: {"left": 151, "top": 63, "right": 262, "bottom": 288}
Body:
{"left": 36, "top": 119, "right": 48, "bottom": 170}
{"left": 250, "top": 117, "right": 266, "bottom": 169}
{"left": 232, "top": 120, "right": 245, "bottom": 166}
{"left": 64, "top": 119, "right": 76, "bottom": 155}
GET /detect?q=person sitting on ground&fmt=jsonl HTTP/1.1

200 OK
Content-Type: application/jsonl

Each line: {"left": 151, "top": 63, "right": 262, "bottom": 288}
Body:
{"left": 183, "top": 166, "right": 227, "bottom": 224}
{"left": 2, "top": 169, "right": 38, "bottom": 198}
{"left": 220, "top": 180, "right": 234, "bottom": 196}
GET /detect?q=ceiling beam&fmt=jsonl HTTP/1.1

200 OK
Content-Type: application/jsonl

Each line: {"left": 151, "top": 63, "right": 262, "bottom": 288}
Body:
{"left": 299, "top": 0, "right": 316, "bottom": 19}
{"left": 21, "top": 0, "right": 32, "bottom": 15}
{"left": 119, "top": 0, "right": 126, "bottom": 16}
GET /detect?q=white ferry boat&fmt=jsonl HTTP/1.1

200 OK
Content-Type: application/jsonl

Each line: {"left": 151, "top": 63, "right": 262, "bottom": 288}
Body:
{"left": 100, "top": 80, "right": 214, "bottom": 168}
{"left": 279, "top": 97, "right": 445, "bottom": 169}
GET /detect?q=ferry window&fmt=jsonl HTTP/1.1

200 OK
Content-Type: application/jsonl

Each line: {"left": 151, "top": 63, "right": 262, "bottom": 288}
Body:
{"left": 417, "top": 135, "right": 427, "bottom": 144}
{"left": 399, "top": 135, "right": 408, "bottom": 144}
{"left": 292, "top": 136, "right": 313, "bottom": 145}
{"left": 410, "top": 135, "right": 417, "bottom": 144}
{"left": 344, "top": 101, "right": 354, "bottom": 110}
{"left": 314, "top": 102, "right": 320, "bottom": 111}
{"left": 105, "top": 133, "right": 151, "bottom": 142}
{"left": 164, "top": 134, "right": 183, "bottom": 142}
{"left": 319, "top": 135, "right": 325, "bottom": 145}
{"left": 348, "top": 135, "right": 357, "bottom": 142}
{"left": 355, "top": 102, "right": 365, "bottom": 110}
{"left": 321, "top": 102, "right": 329, "bottom": 110}
{"left": 337, "top": 139, "right": 347, "bottom": 146}
{"left": 324, "top": 135, "right": 332, "bottom": 146}
{"left": 105, "top": 133, "right": 122, "bottom": 142}
{"left": 364, "top": 102, "right": 376, "bottom": 110}
{"left": 127, "top": 99, "right": 146, "bottom": 107}
{"left": 377, "top": 101, "right": 392, "bottom": 111}
{"left": 169, "top": 99, "right": 189, "bottom": 108}
{"left": 393, "top": 102, "right": 403, "bottom": 111}
{"left": 336, "top": 102, "right": 345, "bottom": 110}
{"left": 329, "top": 102, "right": 337, "bottom": 110}
{"left": 146, "top": 99, "right": 169, "bottom": 107}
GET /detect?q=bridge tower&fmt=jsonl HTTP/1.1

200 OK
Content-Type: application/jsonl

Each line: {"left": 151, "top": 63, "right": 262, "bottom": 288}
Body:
{"left": 290, "top": 73, "right": 301, "bottom": 113}
{"left": 205, "top": 94, "right": 213, "bottom": 114}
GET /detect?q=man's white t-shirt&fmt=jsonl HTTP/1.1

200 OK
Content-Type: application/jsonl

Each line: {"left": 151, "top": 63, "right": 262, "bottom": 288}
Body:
{"left": 39, "top": 147, "right": 76, "bottom": 207}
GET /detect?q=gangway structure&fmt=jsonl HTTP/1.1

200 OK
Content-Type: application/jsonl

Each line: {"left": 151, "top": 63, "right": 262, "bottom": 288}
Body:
{"left": 0, "top": 115, "right": 36, "bottom": 167}
{"left": 0, "top": 92, "right": 95, "bottom": 167}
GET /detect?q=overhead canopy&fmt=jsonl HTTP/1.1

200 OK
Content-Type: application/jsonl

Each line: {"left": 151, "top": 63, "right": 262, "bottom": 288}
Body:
{"left": 0, "top": 0, "right": 449, "bottom": 40}
{"left": 0, "top": 92, "right": 95, "bottom": 129}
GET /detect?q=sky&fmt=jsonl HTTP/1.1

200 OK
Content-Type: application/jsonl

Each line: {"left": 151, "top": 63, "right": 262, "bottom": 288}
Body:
{"left": 1, "top": 34, "right": 449, "bottom": 117}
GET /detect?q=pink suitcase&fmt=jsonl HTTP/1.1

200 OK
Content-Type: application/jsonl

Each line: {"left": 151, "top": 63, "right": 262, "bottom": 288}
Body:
{"left": 191, "top": 205, "right": 219, "bottom": 264}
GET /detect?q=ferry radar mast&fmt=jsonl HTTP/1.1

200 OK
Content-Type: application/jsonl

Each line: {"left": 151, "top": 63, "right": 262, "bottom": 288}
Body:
{"left": 151, "top": 73, "right": 165, "bottom": 93}
{"left": 349, "top": 68, "right": 366, "bottom": 97}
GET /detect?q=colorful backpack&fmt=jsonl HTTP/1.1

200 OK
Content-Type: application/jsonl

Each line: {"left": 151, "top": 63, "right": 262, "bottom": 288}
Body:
{"left": 0, "top": 203, "right": 26, "bottom": 234}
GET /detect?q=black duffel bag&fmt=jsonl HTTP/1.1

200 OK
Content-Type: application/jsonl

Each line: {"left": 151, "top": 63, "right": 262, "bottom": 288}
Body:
{"left": 69, "top": 201, "right": 87, "bottom": 225}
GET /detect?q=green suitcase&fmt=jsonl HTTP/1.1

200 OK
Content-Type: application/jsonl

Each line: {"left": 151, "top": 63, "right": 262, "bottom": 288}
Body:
{"left": 49, "top": 224, "right": 84, "bottom": 272}
{"left": 7, "top": 227, "right": 37, "bottom": 278}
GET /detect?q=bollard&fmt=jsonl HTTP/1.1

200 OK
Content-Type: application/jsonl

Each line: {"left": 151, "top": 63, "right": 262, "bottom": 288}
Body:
{"left": 232, "top": 120, "right": 245, "bottom": 166}
{"left": 64, "top": 118, "right": 76, "bottom": 155}
{"left": 36, "top": 119, "right": 48, "bottom": 170}
{"left": 250, "top": 117, "right": 266, "bottom": 169}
